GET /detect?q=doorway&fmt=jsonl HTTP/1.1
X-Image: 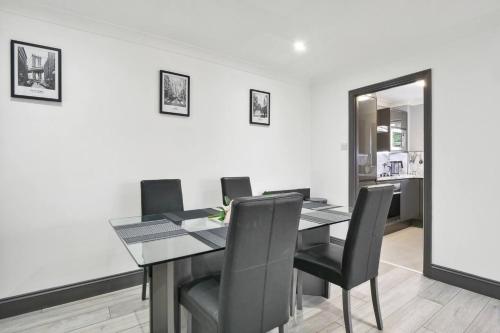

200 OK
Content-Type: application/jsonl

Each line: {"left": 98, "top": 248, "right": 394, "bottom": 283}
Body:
{"left": 348, "top": 69, "right": 432, "bottom": 276}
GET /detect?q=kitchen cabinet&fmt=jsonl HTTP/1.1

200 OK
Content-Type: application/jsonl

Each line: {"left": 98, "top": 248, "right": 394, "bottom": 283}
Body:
{"left": 377, "top": 178, "right": 421, "bottom": 223}
{"left": 418, "top": 179, "right": 423, "bottom": 220}
{"left": 377, "top": 108, "right": 408, "bottom": 152}
{"left": 377, "top": 108, "right": 390, "bottom": 152}
{"left": 390, "top": 109, "right": 408, "bottom": 128}
{"left": 401, "top": 179, "right": 420, "bottom": 221}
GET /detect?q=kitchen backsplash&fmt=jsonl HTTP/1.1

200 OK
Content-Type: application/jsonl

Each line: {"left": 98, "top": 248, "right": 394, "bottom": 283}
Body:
{"left": 377, "top": 152, "right": 408, "bottom": 176}
{"left": 408, "top": 151, "right": 424, "bottom": 177}
{"left": 377, "top": 151, "right": 424, "bottom": 177}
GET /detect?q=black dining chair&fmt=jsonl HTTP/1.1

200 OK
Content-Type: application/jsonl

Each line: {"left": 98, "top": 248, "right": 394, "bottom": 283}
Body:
{"left": 180, "top": 193, "right": 303, "bottom": 333}
{"left": 220, "top": 177, "right": 252, "bottom": 204}
{"left": 140, "top": 179, "right": 184, "bottom": 300}
{"left": 292, "top": 185, "right": 393, "bottom": 332}
{"left": 263, "top": 188, "right": 310, "bottom": 201}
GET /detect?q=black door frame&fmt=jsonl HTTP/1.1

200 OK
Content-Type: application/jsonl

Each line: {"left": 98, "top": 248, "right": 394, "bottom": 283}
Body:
{"left": 348, "top": 69, "right": 433, "bottom": 276}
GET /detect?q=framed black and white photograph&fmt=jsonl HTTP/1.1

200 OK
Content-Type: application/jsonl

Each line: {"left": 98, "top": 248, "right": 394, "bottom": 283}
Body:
{"left": 249, "top": 89, "right": 270, "bottom": 125}
{"left": 160, "top": 70, "right": 190, "bottom": 116}
{"left": 11, "top": 40, "right": 62, "bottom": 102}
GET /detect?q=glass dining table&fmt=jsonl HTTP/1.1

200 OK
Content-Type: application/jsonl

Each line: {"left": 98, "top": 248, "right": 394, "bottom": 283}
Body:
{"left": 109, "top": 202, "right": 351, "bottom": 333}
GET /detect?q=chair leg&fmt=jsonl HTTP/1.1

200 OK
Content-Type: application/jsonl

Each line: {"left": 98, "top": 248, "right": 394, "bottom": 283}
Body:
{"left": 279, "top": 324, "right": 285, "bottom": 333}
{"left": 141, "top": 267, "right": 148, "bottom": 300}
{"left": 184, "top": 306, "right": 192, "bottom": 333}
{"left": 370, "top": 277, "right": 383, "bottom": 330}
{"left": 297, "top": 270, "right": 303, "bottom": 310}
{"left": 290, "top": 268, "right": 298, "bottom": 316}
{"left": 342, "top": 289, "right": 353, "bottom": 333}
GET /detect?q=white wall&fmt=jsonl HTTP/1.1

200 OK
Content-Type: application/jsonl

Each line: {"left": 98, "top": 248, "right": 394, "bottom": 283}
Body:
{"left": 311, "top": 24, "right": 500, "bottom": 281}
{"left": 0, "top": 11, "right": 311, "bottom": 298}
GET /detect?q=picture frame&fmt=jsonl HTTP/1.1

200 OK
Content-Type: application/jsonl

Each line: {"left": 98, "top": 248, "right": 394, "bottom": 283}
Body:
{"left": 160, "top": 70, "right": 190, "bottom": 116}
{"left": 249, "top": 89, "right": 270, "bottom": 126}
{"left": 11, "top": 40, "right": 62, "bottom": 102}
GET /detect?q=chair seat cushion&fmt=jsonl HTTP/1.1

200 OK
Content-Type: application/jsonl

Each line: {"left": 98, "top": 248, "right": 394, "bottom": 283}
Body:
{"left": 294, "top": 243, "right": 345, "bottom": 287}
{"left": 180, "top": 276, "right": 220, "bottom": 331}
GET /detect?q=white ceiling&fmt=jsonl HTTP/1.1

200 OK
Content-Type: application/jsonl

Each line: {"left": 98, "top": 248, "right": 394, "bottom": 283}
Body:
{"left": 376, "top": 83, "right": 424, "bottom": 107}
{"left": 3, "top": 0, "right": 500, "bottom": 82}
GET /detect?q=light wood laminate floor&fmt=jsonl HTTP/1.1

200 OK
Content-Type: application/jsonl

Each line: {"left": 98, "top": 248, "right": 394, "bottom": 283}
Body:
{"left": 1, "top": 262, "right": 498, "bottom": 332}
{"left": 381, "top": 226, "right": 424, "bottom": 272}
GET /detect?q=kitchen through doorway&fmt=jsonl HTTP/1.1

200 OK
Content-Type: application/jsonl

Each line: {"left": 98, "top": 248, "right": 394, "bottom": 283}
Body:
{"left": 348, "top": 70, "right": 432, "bottom": 275}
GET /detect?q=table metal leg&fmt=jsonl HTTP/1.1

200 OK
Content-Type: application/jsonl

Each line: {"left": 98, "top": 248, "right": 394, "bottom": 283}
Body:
{"left": 150, "top": 262, "right": 169, "bottom": 332}
{"left": 297, "top": 269, "right": 303, "bottom": 310}
{"left": 167, "top": 261, "right": 179, "bottom": 333}
{"left": 290, "top": 268, "right": 297, "bottom": 316}
{"left": 186, "top": 310, "right": 192, "bottom": 333}
{"left": 150, "top": 261, "right": 178, "bottom": 333}
{"left": 299, "top": 226, "right": 331, "bottom": 298}
{"left": 150, "top": 258, "right": 193, "bottom": 333}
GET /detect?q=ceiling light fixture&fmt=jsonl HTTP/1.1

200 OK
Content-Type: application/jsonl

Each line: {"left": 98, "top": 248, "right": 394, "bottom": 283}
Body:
{"left": 293, "top": 40, "right": 307, "bottom": 53}
{"left": 415, "top": 80, "right": 426, "bottom": 87}
{"left": 357, "top": 95, "right": 371, "bottom": 102}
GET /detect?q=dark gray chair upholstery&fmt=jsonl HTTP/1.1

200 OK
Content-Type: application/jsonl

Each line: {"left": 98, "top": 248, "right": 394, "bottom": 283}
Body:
{"left": 180, "top": 193, "right": 303, "bottom": 333}
{"left": 263, "top": 188, "right": 310, "bottom": 200}
{"left": 140, "top": 179, "right": 184, "bottom": 300}
{"left": 220, "top": 177, "right": 252, "bottom": 204}
{"left": 293, "top": 185, "right": 393, "bottom": 332}
{"left": 141, "top": 179, "right": 184, "bottom": 215}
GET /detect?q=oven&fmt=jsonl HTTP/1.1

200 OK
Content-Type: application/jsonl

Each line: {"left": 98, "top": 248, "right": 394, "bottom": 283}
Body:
{"left": 387, "top": 183, "right": 401, "bottom": 219}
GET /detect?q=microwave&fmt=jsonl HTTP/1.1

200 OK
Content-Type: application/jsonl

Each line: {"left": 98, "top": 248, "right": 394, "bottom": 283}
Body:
{"left": 390, "top": 127, "right": 407, "bottom": 151}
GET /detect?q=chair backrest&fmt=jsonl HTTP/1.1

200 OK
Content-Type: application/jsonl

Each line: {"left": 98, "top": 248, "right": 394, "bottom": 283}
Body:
{"left": 341, "top": 185, "right": 393, "bottom": 289}
{"left": 220, "top": 177, "right": 252, "bottom": 204}
{"left": 140, "top": 179, "right": 184, "bottom": 215}
{"left": 263, "top": 188, "right": 310, "bottom": 200}
{"left": 218, "top": 193, "right": 303, "bottom": 333}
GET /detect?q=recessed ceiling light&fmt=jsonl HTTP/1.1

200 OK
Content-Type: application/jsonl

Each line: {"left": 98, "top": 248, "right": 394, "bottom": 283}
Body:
{"left": 293, "top": 40, "right": 307, "bottom": 53}
{"left": 357, "top": 95, "right": 371, "bottom": 101}
{"left": 415, "top": 80, "right": 426, "bottom": 87}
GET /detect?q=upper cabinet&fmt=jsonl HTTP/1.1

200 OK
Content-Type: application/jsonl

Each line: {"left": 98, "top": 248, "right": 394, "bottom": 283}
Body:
{"left": 377, "top": 108, "right": 391, "bottom": 152}
{"left": 390, "top": 109, "right": 408, "bottom": 129}
{"left": 377, "top": 108, "right": 408, "bottom": 152}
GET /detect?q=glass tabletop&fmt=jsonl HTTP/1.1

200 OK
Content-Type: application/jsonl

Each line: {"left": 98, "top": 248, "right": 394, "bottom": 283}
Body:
{"left": 109, "top": 206, "right": 351, "bottom": 267}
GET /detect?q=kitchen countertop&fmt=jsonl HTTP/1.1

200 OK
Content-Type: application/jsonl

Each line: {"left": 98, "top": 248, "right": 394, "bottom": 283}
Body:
{"left": 377, "top": 175, "right": 423, "bottom": 181}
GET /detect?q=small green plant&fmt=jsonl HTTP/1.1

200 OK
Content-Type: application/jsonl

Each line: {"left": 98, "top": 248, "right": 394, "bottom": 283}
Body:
{"left": 209, "top": 196, "right": 232, "bottom": 222}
